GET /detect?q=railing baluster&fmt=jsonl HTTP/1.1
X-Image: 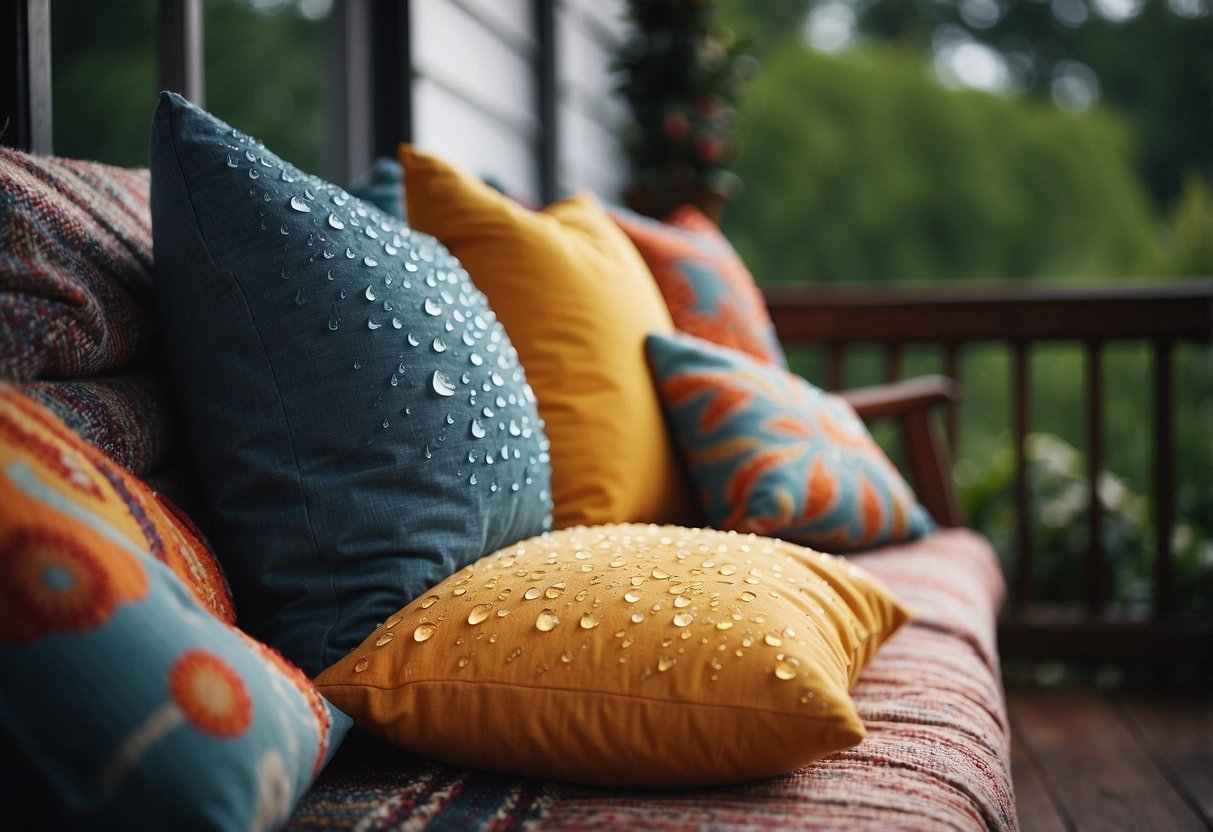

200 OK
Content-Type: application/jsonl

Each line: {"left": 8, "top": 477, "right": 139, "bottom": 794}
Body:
{"left": 885, "top": 342, "right": 904, "bottom": 383}
{"left": 943, "top": 343, "right": 960, "bottom": 458}
{"left": 1153, "top": 340, "right": 1175, "bottom": 619}
{"left": 827, "top": 345, "right": 846, "bottom": 391}
{"left": 1086, "top": 342, "right": 1105, "bottom": 616}
{"left": 1013, "top": 342, "right": 1031, "bottom": 612}
{"left": 158, "top": 0, "right": 205, "bottom": 104}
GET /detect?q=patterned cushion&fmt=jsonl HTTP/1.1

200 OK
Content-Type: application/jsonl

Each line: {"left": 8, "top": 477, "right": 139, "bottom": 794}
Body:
{"left": 18, "top": 371, "right": 172, "bottom": 476}
{"left": 0, "top": 385, "right": 233, "bottom": 621}
{"left": 612, "top": 204, "right": 787, "bottom": 367}
{"left": 0, "top": 148, "right": 155, "bottom": 381}
{"left": 646, "top": 332, "right": 935, "bottom": 551}
{"left": 401, "top": 145, "right": 698, "bottom": 530}
{"left": 150, "top": 93, "right": 552, "bottom": 677}
{"left": 316, "top": 523, "right": 910, "bottom": 788}
{"left": 0, "top": 386, "right": 350, "bottom": 828}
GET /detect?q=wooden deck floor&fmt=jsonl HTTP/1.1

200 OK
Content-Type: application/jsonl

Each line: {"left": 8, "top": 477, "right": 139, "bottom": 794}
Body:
{"left": 1007, "top": 686, "right": 1213, "bottom": 831}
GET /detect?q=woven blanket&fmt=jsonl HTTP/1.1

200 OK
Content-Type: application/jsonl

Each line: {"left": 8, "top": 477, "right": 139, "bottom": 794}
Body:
{"left": 290, "top": 528, "right": 1016, "bottom": 831}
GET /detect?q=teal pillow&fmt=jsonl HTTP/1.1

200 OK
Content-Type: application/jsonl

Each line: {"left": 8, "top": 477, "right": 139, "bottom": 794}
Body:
{"left": 0, "top": 386, "right": 351, "bottom": 828}
{"left": 646, "top": 332, "right": 935, "bottom": 551}
{"left": 149, "top": 92, "right": 552, "bottom": 676}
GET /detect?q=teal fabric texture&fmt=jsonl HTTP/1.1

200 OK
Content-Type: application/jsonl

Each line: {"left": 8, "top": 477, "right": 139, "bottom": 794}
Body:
{"left": 149, "top": 93, "right": 552, "bottom": 676}
{"left": 646, "top": 332, "right": 934, "bottom": 552}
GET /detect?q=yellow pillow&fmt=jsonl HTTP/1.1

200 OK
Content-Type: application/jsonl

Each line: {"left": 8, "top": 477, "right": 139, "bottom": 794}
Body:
{"left": 400, "top": 146, "right": 698, "bottom": 529}
{"left": 315, "top": 524, "right": 911, "bottom": 788}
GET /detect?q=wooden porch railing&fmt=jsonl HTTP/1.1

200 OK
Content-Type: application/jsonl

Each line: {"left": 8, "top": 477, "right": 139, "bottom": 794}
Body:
{"left": 764, "top": 281, "right": 1213, "bottom": 664}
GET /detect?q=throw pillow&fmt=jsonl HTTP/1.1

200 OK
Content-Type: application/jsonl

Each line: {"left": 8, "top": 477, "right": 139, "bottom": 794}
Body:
{"left": 149, "top": 92, "right": 552, "bottom": 676}
{"left": 316, "top": 523, "right": 910, "bottom": 788}
{"left": 0, "top": 386, "right": 350, "bottom": 829}
{"left": 646, "top": 332, "right": 935, "bottom": 551}
{"left": 0, "top": 148, "right": 155, "bottom": 381}
{"left": 400, "top": 145, "right": 698, "bottom": 529}
{"left": 0, "top": 385, "right": 233, "bottom": 621}
{"left": 611, "top": 203, "right": 788, "bottom": 367}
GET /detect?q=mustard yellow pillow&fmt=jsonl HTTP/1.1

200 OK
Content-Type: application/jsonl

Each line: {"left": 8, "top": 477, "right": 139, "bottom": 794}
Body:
{"left": 315, "top": 524, "right": 910, "bottom": 788}
{"left": 400, "top": 146, "right": 698, "bottom": 529}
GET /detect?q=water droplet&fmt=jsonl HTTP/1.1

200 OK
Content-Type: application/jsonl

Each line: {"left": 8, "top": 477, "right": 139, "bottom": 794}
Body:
{"left": 382, "top": 418, "right": 390, "bottom": 428}
{"left": 468, "top": 603, "right": 493, "bottom": 625}
{"left": 431, "top": 370, "right": 456, "bottom": 397}
{"left": 328, "top": 213, "right": 345, "bottom": 229}
{"left": 673, "top": 612, "right": 694, "bottom": 627}
{"left": 469, "top": 418, "right": 488, "bottom": 439}
{"left": 368, "top": 318, "right": 382, "bottom": 330}
{"left": 408, "top": 332, "right": 420, "bottom": 347}
{"left": 774, "top": 660, "right": 796, "bottom": 680}
{"left": 375, "top": 632, "right": 394, "bottom": 646}
{"left": 630, "top": 613, "right": 645, "bottom": 624}
{"left": 353, "top": 657, "right": 369, "bottom": 672}
{"left": 249, "top": 168, "right": 261, "bottom": 180}
{"left": 764, "top": 634, "right": 783, "bottom": 647}
{"left": 391, "top": 317, "right": 403, "bottom": 330}
{"left": 424, "top": 443, "right": 432, "bottom": 459}
{"left": 506, "top": 647, "right": 523, "bottom": 663}
{"left": 716, "top": 621, "right": 734, "bottom": 630}
{"left": 624, "top": 591, "right": 640, "bottom": 603}
{"left": 544, "top": 582, "right": 567, "bottom": 599}
{"left": 523, "top": 587, "right": 542, "bottom": 600}
{"left": 432, "top": 337, "right": 446, "bottom": 353}
{"left": 290, "top": 196, "right": 311, "bottom": 212}
{"left": 384, "top": 614, "right": 404, "bottom": 629}
{"left": 420, "top": 595, "right": 439, "bottom": 609}
{"left": 364, "top": 285, "right": 376, "bottom": 301}
{"left": 328, "top": 314, "right": 340, "bottom": 331}
{"left": 720, "top": 565, "right": 737, "bottom": 576}
{"left": 345, "top": 247, "right": 356, "bottom": 259}
{"left": 413, "top": 623, "right": 437, "bottom": 642}
{"left": 536, "top": 609, "right": 560, "bottom": 632}
{"left": 579, "top": 613, "right": 601, "bottom": 630}
{"left": 651, "top": 567, "right": 671, "bottom": 580}
{"left": 658, "top": 657, "right": 677, "bottom": 672}
{"left": 294, "top": 288, "right": 307, "bottom": 305}
{"left": 226, "top": 154, "right": 239, "bottom": 168}
{"left": 740, "top": 591, "right": 757, "bottom": 602}
{"left": 457, "top": 655, "right": 471, "bottom": 669}
{"left": 469, "top": 352, "right": 483, "bottom": 367}
{"left": 364, "top": 256, "right": 378, "bottom": 267}
{"left": 673, "top": 595, "right": 692, "bottom": 608}
{"left": 279, "top": 223, "right": 289, "bottom": 235}
{"left": 353, "top": 360, "right": 362, "bottom": 370}
{"left": 424, "top": 298, "right": 442, "bottom": 316}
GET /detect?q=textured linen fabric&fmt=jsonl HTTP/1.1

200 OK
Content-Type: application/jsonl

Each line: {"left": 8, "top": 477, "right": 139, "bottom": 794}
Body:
{"left": 149, "top": 93, "right": 552, "bottom": 676}
{"left": 400, "top": 145, "right": 698, "bottom": 530}
{"left": 290, "top": 528, "right": 1016, "bottom": 831}
{"left": 612, "top": 203, "right": 788, "bottom": 367}
{"left": 316, "top": 524, "right": 910, "bottom": 788}
{"left": 0, "top": 147, "right": 154, "bottom": 381}
{"left": 647, "top": 331, "right": 935, "bottom": 551}
{"left": 0, "top": 387, "right": 350, "bottom": 830}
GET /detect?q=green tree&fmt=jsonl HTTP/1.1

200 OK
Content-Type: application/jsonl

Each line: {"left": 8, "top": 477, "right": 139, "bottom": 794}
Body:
{"left": 722, "top": 44, "right": 1161, "bottom": 284}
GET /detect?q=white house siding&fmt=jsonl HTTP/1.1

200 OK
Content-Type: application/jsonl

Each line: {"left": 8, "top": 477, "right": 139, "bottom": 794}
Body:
{"left": 408, "top": 0, "right": 628, "bottom": 205}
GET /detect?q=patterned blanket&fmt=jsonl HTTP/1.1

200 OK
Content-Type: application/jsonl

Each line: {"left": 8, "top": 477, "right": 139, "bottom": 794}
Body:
{"left": 290, "top": 528, "right": 1016, "bottom": 831}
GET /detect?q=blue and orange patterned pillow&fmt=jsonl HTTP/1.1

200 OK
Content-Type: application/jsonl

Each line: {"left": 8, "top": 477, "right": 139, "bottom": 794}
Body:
{"left": 612, "top": 204, "right": 787, "bottom": 368}
{"left": 0, "top": 387, "right": 350, "bottom": 828}
{"left": 646, "top": 333, "right": 935, "bottom": 551}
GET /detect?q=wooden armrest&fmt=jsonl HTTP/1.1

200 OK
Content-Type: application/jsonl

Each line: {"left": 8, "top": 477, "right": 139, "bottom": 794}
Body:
{"left": 837, "top": 375, "right": 959, "bottom": 422}
{"left": 839, "top": 375, "right": 964, "bottom": 528}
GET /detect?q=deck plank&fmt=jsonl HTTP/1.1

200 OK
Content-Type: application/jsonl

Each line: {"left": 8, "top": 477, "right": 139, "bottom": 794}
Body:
{"left": 1007, "top": 687, "right": 1205, "bottom": 831}
{"left": 1116, "top": 692, "right": 1213, "bottom": 825}
{"left": 1008, "top": 712, "right": 1071, "bottom": 832}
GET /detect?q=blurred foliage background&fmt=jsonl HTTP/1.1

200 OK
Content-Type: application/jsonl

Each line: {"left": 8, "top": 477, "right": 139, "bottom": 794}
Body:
{"left": 49, "top": 0, "right": 1211, "bottom": 620}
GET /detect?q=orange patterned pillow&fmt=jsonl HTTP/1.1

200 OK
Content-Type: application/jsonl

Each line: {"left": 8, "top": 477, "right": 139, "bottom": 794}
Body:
{"left": 0, "top": 385, "right": 233, "bottom": 622}
{"left": 612, "top": 204, "right": 787, "bottom": 367}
